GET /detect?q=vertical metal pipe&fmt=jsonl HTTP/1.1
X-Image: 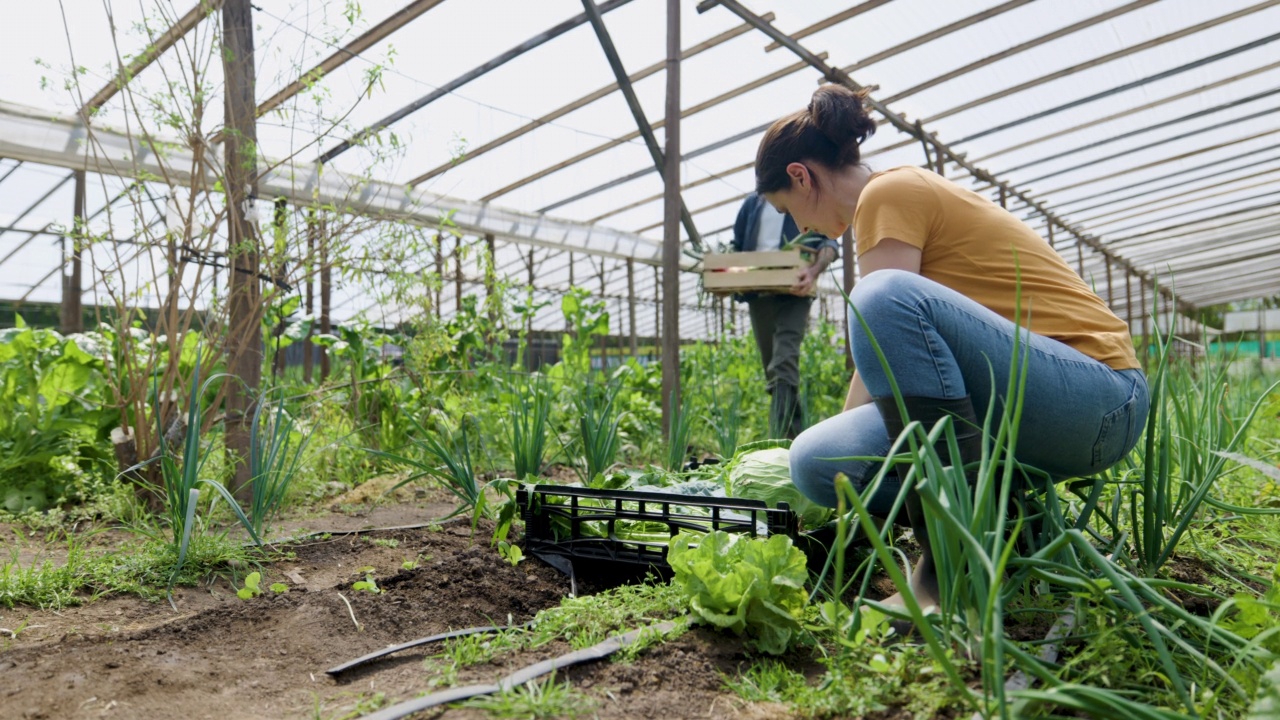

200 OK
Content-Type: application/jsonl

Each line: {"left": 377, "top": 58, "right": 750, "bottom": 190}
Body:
{"left": 1105, "top": 256, "right": 1114, "bottom": 311}
{"left": 61, "top": 169, "right": 86, "bottom": 333}
{"left": 455, "top": 236, "right": 464, "bottom": 313}
{"left": 661, "top": 0, "right": 681, "bottom": 433}
{"left": 303, "top": 211, "right": 315, "bottom": 382}
{"left": 223, "top": 0, "right": 261, "bottom": 501}
{"left": 654, "top": 264, "right": 662, "bottom": 359}
{"left": 627, "top": 258, "right": 637, "bottom": 357}
{"left": 320, "top": 214, "right": 331, "bottom": 381}
{"left": 1140, "top": 278, "right": 1149, "bottom": 372}
{"left": 1125, "top": 269, "right": 1133, "bottom": 343}
{"left": 433, "top": 233, "right": 443, "bottom": 313}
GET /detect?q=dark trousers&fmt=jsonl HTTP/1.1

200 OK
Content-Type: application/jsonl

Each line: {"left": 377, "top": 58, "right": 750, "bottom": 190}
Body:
{"left": 747, "top": 294, "right": 811, "bottom": 440}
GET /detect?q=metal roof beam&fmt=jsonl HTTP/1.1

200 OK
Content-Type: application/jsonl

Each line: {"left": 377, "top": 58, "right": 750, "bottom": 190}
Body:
{"left": 763, "top": 0, "right": 893, "bottom": 52}
{"left": 697, "top": 0, "right": 1195, "bottom": 315}
{"left": 1035, "top": 125, "right": 1280, "bottom": 196}
{"left": 318, "top": 0, "right": 635, "bottom": 164}
{"left": 1076, "top": 167, "right": 1280, "bottom": 228}
{"left": 929, "top": 3, "right": 1280, "bottom": 125}
{"left": 958, "top": 32, "right": 1280, "bottom": 148}
{"left": 256, "top": 0, "right": 447, "bottom": 120}
{"left": 0, "top": 101, "right": 669, "bottom": 267}
{"left": 837, "top": 0, "right": 1035, "bottom": 74}
{"left": 80, "top": 0, "right": 222, "bottom": 117}
{"left": 882, "top": 0, "right": 1161, "bottom": 105}
{"left": 1100, "top": 189, "right": 1280, "bottom": 239}
{"left": 1010, "top": 100, "right": 1280, "bottom": 185}
{"left": 479, "top": 54, "right": 824, "bottom": 203}
{"left": 1052, "top": 148, "right": 1280, "bottom": 216}
{"left": 406, "top": 15, "right": 769, "bottom": 189}
{"left": 580, "top": 0, "right": 702, "bottom": 252}
{"left": 539, "top": 125, "right": 763, "bottom": 214}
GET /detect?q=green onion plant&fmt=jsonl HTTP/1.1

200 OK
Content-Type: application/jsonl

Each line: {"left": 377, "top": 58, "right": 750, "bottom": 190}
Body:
{"left": 665, "top": 389, "right": 694, "bottom": 472}
{"left": 575, "top": 379, "right": 624, "bottom": 484}
{"left": 507, "top": 372, "right": 551, "bottom": 481}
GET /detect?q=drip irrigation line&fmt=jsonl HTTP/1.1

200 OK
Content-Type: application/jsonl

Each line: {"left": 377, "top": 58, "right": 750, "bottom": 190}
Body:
{"left": 326, "top": 622, "right": 537, "bottom": 676}
{"left": 358, "top": 621, "right": 678, "bottom": 720}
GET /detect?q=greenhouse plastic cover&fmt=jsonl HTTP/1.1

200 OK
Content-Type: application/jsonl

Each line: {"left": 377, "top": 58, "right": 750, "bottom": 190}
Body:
{"left": 0, "top": 0, "right": 1276, "bottom": 338}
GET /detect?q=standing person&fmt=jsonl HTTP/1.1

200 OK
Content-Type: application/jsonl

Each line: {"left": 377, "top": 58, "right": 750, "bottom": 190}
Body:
{"left": 759, "top": 84, "right": 1149, "bottom": 613}
{"left": 730, "top": 193, "right": 838, "bottom": 439}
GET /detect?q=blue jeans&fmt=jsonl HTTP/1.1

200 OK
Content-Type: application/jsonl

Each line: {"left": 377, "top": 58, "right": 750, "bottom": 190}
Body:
{"left": 790, "top": 270, "right": 1150, "bottom": 512}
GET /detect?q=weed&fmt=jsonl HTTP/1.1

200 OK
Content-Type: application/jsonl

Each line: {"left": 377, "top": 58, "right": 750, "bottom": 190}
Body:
{"left": 458, "top": 674, "right": 596, "bottom": 719}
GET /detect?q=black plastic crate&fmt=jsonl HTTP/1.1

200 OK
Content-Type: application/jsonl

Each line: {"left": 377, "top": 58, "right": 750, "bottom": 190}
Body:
{"left": 516, "top": 484, "right": 798, "bottom": 573}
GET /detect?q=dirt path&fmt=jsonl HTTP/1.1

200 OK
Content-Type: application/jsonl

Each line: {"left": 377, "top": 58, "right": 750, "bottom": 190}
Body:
{"left": 1, "top": 512, "right": 757, "bottom": 720}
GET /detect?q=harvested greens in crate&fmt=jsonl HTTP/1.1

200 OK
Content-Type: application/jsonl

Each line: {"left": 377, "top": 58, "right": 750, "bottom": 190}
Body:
{"left": 516, "top": 484, "right": 797, "bottom": 572}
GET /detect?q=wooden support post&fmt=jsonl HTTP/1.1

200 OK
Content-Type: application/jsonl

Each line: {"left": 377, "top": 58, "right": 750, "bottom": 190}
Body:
{"left": 303, "top": 211, "right": 315, "bottom": 382}
{"left": 1076, "top": 239, "right": 1084, "bottom": 279}
{"left": 320, "top": 215, "right": 331, "bottom": 381}
{"left": 998, "top": 186, "right": 1007, "bottom": 209}
{"left": 60, "top": 169, "right": 85, "bottom": 334}
{"left": 223, "top": 0, "right": 262, "bottom": 502}
{"left": 660, "top": 0, "right": 682, "bottom": 432}
{"left": 627, "top": 258, "right": 637, "bottom": 357}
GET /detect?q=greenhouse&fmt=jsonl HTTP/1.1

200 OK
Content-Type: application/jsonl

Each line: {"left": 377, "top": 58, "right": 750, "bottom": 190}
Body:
{"left": 1, "top": 0, "right": 1278, "bottom": 717}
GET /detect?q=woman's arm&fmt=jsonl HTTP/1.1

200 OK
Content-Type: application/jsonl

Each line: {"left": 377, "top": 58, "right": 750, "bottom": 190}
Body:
{"left": 844, "top": 370, "right": 871, "bottom": 411}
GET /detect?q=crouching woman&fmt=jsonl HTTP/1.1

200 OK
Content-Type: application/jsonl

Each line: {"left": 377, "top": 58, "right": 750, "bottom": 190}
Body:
{"left": 758, "top": 84, "right": 1149, "bottom": 612}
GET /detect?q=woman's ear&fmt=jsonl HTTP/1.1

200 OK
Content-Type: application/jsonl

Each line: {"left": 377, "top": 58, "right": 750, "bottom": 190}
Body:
{"left": 785, "top": 162, "right": 811, "bottom": 191}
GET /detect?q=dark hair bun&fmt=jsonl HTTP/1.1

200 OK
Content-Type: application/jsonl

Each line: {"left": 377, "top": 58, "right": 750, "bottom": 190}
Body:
{"left": 808, "top": 84, "right": 876, "bottom": 166}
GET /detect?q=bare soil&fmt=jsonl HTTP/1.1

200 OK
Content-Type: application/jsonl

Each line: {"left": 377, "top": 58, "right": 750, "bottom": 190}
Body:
{"left": 0, "top": 501, "right": 759, "bottom": 720}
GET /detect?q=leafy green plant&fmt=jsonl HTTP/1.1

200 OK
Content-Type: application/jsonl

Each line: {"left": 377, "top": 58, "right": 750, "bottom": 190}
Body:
{"left": 270, "top": 582, "right": 288, "bottom": 594}
{"left": 352, "top": 568, "right": 380, "bottom": 594}
{"left": 237, "top": 571, "right": 262, "bottom": 600}
{"left": 497, "top": 541, "right": 524, "bottom": 567}
{"left": 667, "top": 530, "right": 809, "bottom": 655}
{"left": 0, "top": 318, "right": 112, "bottom": 513}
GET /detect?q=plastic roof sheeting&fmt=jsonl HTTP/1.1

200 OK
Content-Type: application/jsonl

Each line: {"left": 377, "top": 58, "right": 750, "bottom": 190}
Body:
{"left": 0, "top": 0, "right": 1276, "bottom": 337}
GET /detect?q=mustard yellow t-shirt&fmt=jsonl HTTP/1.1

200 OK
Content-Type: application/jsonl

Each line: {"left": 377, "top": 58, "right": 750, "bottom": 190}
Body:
{"left": 854, "top": 166, "right": 1139, "bottom": 371}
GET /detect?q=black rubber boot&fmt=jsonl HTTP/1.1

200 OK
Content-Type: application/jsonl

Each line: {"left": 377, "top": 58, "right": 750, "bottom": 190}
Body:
{"left": 871, "top": 395, "right": 982, "bottom": 621}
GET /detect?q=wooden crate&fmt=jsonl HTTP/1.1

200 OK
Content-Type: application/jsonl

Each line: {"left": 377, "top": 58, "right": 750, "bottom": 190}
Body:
{"left": 702, "top": 247, "right": 815, "bottom": 295}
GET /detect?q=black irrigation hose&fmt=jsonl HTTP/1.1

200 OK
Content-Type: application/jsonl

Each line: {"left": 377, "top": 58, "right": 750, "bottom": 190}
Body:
{"left": 326, "top": 622, "right": 536, "bottom": 676}
{"left": 358, "top": 621, "right": 678, "bottom": 720}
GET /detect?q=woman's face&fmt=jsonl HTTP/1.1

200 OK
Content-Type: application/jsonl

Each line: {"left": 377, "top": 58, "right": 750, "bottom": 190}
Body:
{"left": 761, "top": 162, "right": 852, "bottom": 239}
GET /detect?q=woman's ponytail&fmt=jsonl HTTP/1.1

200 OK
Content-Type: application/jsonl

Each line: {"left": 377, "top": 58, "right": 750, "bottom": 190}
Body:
{"left": 755, "top": 84, "right": 876, "bottom": 194}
